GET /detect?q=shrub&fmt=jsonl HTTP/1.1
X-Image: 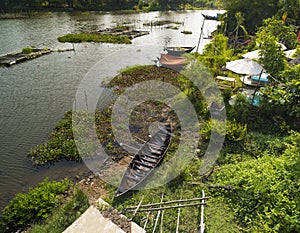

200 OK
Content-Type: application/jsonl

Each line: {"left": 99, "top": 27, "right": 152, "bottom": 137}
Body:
{"left": 0, "top": 178, "right": 72, "bottom": 232}
{"left": 226, "top": 119, "right": 247, "bottom": 142}
{"left": 30, "top": 189, "right": 89, "bottom": 233}
{"left": 210, "top": 132, "right": 300, "bottom": 232}
{"left": 200, "top": 119, "right": 247, "bottom": 142}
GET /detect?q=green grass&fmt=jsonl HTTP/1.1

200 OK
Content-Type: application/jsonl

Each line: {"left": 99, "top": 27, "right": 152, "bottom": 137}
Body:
{"left": 29, "top": 188, "right": 89, "bottom": 233}
{"left": 58, "top": 33, "right": 132, "bottom": 44}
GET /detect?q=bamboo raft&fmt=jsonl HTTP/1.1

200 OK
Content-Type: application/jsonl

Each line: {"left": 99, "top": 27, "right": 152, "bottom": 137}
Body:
{"left": 0, "top": 48, "right": 52, "bottom": 67}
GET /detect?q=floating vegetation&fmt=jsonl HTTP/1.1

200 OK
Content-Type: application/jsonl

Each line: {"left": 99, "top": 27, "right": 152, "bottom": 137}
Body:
{"left": 143, "top": 20, "right": 182, "bottom": 27}
{"left": 57, "top": 33, "right": 132, "bottom": 44}
{"left": 181, "top": 30, "right": 192, "bottom": 34}
{"left": 22, "top": 47, "right": 34, "bottom": 54}
{"left": 29, "top": 65, "right": 185, "bottom": 165}
{"left": 171, "top": 26, "right": 179, "bottom": 30}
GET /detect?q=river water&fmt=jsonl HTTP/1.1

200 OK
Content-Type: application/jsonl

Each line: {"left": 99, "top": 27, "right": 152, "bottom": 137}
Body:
{"left": 0, "top": 10, "right": 222, "bottom": 209}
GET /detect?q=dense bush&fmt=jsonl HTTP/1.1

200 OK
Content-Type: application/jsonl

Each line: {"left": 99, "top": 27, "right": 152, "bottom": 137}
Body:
{"left": 200, "top": 119, "right": 247, "bottom": 142}
{"left": 30, "top": 188, "right": 89, "bottom": 233}
{"left": 0, "top": 178, "right": 72, "bottom": 232}
{"left": 210, "top": 131, "right": 300, "bottom": 232}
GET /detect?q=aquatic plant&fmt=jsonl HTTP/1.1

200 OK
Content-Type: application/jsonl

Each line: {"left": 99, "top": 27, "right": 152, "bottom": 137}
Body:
{"left": 22, "top": 47, "right": 34, "bottom": 54}
{"left": 181, "top": 30, "right": 192, "bottom": 34}
{"left": 57, "top": 33, "right": 132, "bottom": 44}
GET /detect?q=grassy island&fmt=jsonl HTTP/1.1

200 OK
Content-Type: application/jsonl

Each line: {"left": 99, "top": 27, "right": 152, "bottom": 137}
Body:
{"left": 58, "top": 33, "right": 132, "bottom": 44}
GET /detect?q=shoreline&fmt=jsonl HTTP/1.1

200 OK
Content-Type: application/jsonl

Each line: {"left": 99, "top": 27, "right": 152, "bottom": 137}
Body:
{"left": 0, "top": 7, "right": 221, "bottom": 20}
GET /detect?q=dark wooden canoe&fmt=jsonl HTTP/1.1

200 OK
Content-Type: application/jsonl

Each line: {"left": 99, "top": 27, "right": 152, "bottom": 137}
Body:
{"left": 202, "top": 13, "right": 218, "bottom": 21}
{"left": 115, "top": 125, "right": 172, "bottom": 197}
{"left": 165, "top": 46, "right": 195, "bottom": 56}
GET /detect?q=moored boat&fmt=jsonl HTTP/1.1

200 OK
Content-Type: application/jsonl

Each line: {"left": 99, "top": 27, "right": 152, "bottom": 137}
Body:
{"left": 115, "top": 124, "right": 172, "bottom": 197}
{"left": 165, "top": 46, "right": 195, "bottom": 56}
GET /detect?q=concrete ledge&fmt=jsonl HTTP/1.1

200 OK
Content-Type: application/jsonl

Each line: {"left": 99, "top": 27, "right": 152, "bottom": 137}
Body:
{"left": 63, "top": 198, "right": 146, "bottom": 233}
{"left": 63, "top": 205, "right": 125, "bottom": 233}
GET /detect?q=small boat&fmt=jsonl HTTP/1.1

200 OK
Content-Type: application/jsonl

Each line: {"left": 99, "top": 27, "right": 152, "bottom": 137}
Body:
{"left": 157, "top": 53, "right": 188, "bottom": 72}
{"left": 115, "top": 125, "right": 172, "bottom": 197}
{"left": 165, "top": 46, "right": 195, "bottom": 56}
{"left": 202, "top": 13, "right": 219, "bottom": 21}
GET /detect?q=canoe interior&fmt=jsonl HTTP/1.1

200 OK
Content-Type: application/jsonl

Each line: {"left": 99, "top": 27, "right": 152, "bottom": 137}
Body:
{"left": 115, "top": 125, "right": 172, "bottom": 197}
{"left": 165, "top": 46, "right": 195, "bottom": 56}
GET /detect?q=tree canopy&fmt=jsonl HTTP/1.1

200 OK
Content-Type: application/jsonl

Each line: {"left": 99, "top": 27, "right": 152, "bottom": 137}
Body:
{"left": 0, "top": 0, "right": 219, "bottom": 12}
{"left": 218, "top": 0, "right": 300, "bottom": 34}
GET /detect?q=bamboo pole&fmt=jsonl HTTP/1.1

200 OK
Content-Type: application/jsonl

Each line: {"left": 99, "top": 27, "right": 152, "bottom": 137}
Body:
{"left": 196, "top": 18, "right": 206, "bottom": 53}
{"left": 176, "top": 190, "right": 183, "bottom": 233}
{"left": 124, "top": 197, "right": 210, "bottom": 210}
{"left": 160, "top": 208, "right": 164, "bottom": 233}
{"left": 125, "top": 202, "right": 206, "bottom": 213}
{"left": 152, "top": 193, "right": 164, "bottom": 233}
{"left": 199, "top": 190, "right": 205, "bottom": 233}
{"left": 131, "top": 196, "right": 144, "bottom": 219}
{"left": 143, "top": 211, "right": 150, "bottom": 230}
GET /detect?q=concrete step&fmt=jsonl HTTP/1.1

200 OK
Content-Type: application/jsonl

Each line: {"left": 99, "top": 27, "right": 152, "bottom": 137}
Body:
{"left": 63, "top": 198, "right": 146, "bottom": 233}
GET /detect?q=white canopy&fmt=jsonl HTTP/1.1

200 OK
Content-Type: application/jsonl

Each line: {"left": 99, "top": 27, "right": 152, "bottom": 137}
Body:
{"left": 226, "top": 58, "right": 264, "bottom": 75}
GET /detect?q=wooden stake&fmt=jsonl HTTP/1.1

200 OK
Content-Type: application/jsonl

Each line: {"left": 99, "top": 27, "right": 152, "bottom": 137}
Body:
{"left": 143, "top": 211, "right": 150, "bottom": 230}
{"left": 152, "top": 193, "right": 164, "bottom": 233}
{"left": 131, "top": 196, "right": 144, "bottom": 219}
{"left": 199, "top": 190, "right": 205, "bottom": 233}
{"left": 176, "top": 190, "right": 183, "bottom": 233}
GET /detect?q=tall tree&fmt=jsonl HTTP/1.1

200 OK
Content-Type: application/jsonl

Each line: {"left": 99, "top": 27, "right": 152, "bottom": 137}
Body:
{"left": 219, "top": 0, "right": 279, "bottom": 34}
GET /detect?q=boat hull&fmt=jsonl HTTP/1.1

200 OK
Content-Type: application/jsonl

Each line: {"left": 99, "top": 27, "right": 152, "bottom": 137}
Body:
{"left": 115, "top": 125, "right": 172, "bottom": 197}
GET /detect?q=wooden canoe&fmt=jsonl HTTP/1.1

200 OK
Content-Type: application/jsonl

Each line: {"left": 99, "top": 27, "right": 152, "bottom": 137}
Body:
{"left": 165, "top": 46, "right": 195, "bottom": 56}
{"left": 115, "top": 125, "right": 172, "bottom": 197}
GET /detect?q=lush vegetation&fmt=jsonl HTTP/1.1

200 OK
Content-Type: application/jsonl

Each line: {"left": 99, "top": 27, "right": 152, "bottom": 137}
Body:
{"left": 0, "top": 0, "right": 218, "bottom": 12}
{"left": 29, "top": 188, "right": 89, "bottom": 233}
{"left": 58, "top": 33, "right": 132, "bottom": 44}
{"left": 0, "top": 178, "right": 82, "bottom": 232}
{"left": 218, "top": 0, "right": 300, "bottom": 35}
{"left": 3, "top": 1, "right": 298, "bottom": 232}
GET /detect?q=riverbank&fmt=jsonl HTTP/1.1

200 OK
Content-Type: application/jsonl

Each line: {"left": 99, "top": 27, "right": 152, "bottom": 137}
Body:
{"left": 0, "top": 7, "right": 219, "bottom": 20}
{"left": 2, "top": 60, "right": 300, "bottom": 232}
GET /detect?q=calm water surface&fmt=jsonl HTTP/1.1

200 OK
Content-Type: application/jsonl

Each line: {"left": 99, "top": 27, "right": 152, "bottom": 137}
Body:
{"left": 0, "top": 10, "right": 222, "bottom": 209}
